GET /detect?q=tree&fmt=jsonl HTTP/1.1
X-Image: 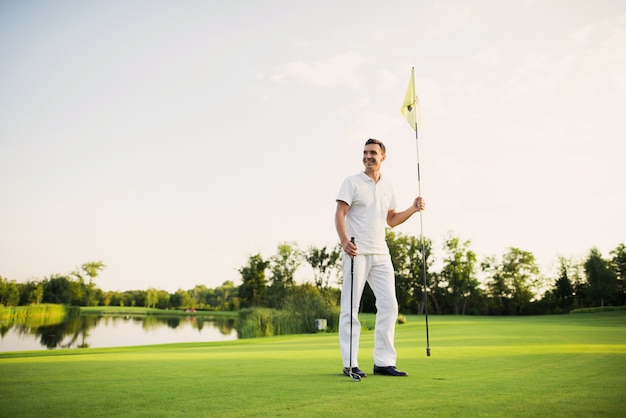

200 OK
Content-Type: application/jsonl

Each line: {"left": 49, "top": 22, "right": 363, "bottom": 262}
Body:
{"left": 73, "top": 261, "right": 106, "bottom": 306}
{"left": 551, "top": 256, "right": 575, "bottom": 313}
{"left": 305, "top": 244, "right": 342, "bottom": 289}
{"left": 17, "top": 280, "right": 44, "bottom": 305}
{"left": 440, "top": 234, "right": 479, "bottom": 315}
{"left": 122, "top": 290, "right": 146, "bottom": 307}
{"left": 584, "top": 248, "right": 617, "bottom": 307}
{"left": 30, "top": 282, "right": 44, "bottom": 304}
{"left": 190, "top": 285, "right": 212, "bottom": 308}
{"left": 238, "top": 254, "right": 269, "bottom": 308}
{"left": 502, "top": 248, "right": 539, "bottom": 314}
{"left": 42, "top": 275, "right": 72, "bottom": 305}
{"left": 69, "top": 280, "right": 85, "bottom": 306}
{"left": 146, "top": 288, "right": 159, "bottom": 308}
{"left": 0, "top": 277, "right": 20, "bottom": 306}
{"left": 386, "top": 229, "right": 434, "bottom": 314}
{"left": 482, "top": 256, "right": 508, "bottom": 314}
{"left": 214, "top": 281, "right": 238, "bottom": 311}
{"left": 609, "top": 243, "right": 626, "bottom": 305}
{"left": 267, "top": 243, "right": 302, "bottom": 308}
{"left": 483, "top": 248, "right": 539, "bottom": 314}
{"left": 155, "top": 289, "right": 170, "bottom": 309}
{"left": 269, "top": 242, "right": 302, "bottom": 286}
{"left": 172, "top": 289, "right": 190, "bottom": 309}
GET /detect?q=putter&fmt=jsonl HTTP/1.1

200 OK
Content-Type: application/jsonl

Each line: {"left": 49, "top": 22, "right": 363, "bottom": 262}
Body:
{"left": 348, "top": 237, "right": 361, "bottom": 382}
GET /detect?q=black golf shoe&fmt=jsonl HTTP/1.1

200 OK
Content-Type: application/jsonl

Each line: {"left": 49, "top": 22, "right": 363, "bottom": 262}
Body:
{"left": 343, "top": 367, "right": 367, "bottom": 378}
{"left": 373, "top": 365, "right": 408, "bottom": 376}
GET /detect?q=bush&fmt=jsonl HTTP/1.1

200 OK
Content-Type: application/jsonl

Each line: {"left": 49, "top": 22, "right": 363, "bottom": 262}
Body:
{"left": 237, "top": 285, "right": 340, "bottom": 339}
{"left": 238, "top": 308, "right": 299, "bottom": 338}
{"left": 281, "top": 285, "right": 339, "bottom": 333}
{"left": 570, "top": 306, "right": 626, "bottom": 314}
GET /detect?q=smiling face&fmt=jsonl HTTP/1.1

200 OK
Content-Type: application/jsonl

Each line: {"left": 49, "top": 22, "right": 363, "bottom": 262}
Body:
{"left": 362, "top": 142, "right": 386, "bottom": 173}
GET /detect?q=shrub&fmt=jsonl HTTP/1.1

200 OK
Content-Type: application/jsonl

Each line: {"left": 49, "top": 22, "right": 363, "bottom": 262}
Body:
{"left": 237, "top": 285, "right": 340, "bottom": 339}
{"left": 570, "top": 306, "right": 626, "bottom": 314}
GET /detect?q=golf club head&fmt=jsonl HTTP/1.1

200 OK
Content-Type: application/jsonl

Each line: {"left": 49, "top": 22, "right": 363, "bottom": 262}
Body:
{"left": 350, "top": 372, "right": 361, "bottom": 382}
{"left": 426, "top": 347, "right": 431, "bottom": 357}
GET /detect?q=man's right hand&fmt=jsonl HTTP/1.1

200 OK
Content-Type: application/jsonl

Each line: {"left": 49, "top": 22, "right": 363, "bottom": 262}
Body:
{"left": 342, "top": 239, "right": 357, "bottom": 257}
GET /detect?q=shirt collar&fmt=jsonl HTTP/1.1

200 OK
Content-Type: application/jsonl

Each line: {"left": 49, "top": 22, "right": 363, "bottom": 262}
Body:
{"left": 360, "top": 171, "right": 382, "bottom": 183}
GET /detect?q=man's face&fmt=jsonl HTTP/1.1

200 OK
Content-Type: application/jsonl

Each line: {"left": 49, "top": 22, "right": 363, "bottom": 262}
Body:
{"left": 362, "top": 143, "right": 386, "bottom": 171}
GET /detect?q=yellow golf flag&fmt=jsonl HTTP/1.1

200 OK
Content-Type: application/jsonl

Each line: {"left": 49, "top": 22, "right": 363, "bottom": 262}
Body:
{"left": 400, "top": 67, "right": 422, "bottom": 130}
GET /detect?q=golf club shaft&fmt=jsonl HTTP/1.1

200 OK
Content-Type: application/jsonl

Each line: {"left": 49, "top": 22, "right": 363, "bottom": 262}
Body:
{"left": 349, "top": 237, "right": 359, "bottom": 380}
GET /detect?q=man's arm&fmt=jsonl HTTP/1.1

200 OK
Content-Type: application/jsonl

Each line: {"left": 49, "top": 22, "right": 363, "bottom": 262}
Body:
{"left": 335, "top": 200, "right": 357, "bottom": 256}
{"left": 387, "top": 197, "right": 426, "bottom": 228}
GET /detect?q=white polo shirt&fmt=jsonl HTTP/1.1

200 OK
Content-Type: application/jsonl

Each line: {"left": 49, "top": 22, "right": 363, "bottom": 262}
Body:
{"left": 336, "top": 171, "right": 397, "bottom": 255}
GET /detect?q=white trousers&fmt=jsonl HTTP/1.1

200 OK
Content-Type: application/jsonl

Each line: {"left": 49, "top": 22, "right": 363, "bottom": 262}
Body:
{"left": 339, "top": 254, "right": 398, "bottom": 368}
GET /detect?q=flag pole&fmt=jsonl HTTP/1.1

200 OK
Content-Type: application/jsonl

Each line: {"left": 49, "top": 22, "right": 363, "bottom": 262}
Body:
{"left": 402, "top": 67, "right": 430, "bottom": 357}
{"left": 414, "top": 118, "right": 431, "bottom": 357}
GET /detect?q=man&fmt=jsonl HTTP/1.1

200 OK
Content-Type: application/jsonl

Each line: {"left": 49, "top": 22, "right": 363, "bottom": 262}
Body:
{"left": 335, "top": 138, "right": 425, "bottom": 378}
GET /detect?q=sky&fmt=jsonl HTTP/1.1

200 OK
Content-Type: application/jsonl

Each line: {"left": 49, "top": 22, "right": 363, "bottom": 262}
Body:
{"left": 1, "top": 0, "right": 625, "bottom": 293}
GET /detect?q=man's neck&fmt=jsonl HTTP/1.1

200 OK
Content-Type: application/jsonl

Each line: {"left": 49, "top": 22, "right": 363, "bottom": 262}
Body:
{"left": 364, "top": 168, "right": 381, "bottom": 183}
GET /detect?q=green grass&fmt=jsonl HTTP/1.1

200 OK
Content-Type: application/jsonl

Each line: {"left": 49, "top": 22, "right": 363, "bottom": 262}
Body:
{"left": 1, "top": 312, "right": 625, "bottom": 417}
{"left": 0, "top": 303, "right": 68, "bottom": 322}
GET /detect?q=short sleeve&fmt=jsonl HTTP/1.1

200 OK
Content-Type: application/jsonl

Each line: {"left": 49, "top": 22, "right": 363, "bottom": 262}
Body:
{"left": 336, "top": 177, "right": 354, "bottom": 206}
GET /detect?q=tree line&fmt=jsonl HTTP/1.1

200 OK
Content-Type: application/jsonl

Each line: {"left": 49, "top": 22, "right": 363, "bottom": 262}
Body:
{"left": 1, "top": 232, "right": 624, "bottom": 315}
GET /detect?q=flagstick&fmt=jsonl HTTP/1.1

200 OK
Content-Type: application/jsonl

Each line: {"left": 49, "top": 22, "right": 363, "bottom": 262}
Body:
{"left": 414, "top": 122, "right": 431, "bottom": 357}
{"left": 402, "top": 66, "right": 430, "bottom": 356}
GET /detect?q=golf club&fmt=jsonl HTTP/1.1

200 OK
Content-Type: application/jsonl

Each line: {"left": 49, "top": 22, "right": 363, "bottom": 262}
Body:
{"left": 348, "top": 237, "right": 361, "bottom": 382}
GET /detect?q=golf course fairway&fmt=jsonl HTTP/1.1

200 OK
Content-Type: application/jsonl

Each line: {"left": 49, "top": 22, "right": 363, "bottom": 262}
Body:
{"left": 1, "top": 311, "right": 624, "bottom": 417}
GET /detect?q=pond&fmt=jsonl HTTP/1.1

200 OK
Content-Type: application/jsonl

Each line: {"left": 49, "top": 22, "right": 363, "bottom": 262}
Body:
{"left": 0, "top": 314, "right": 238, "bottom": 352}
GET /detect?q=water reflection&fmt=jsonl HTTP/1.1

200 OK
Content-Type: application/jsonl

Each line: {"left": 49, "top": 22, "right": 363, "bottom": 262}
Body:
{"left": 0, "top": 313, "right": 238, "bottom": 352}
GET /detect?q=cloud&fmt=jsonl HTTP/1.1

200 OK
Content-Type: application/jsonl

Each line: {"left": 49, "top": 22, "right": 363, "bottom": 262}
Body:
{"left": 268, "top": 52, "right": 366, "bottom": 88}
{"left": 429, "top": 0, "right": 471, "bottom": 35}
{"left": 591, "top": 14, "right": 626, "bottom": 91}
{"left": 502, "top": 50, "right": 576, "bottom": 99}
